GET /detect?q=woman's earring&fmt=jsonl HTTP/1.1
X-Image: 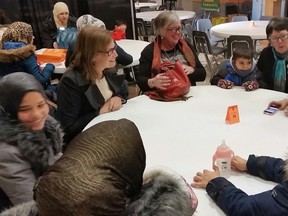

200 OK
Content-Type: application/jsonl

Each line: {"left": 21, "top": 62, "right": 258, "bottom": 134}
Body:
{"left": 161, "top": 36, "right": 164, "bottom": 39}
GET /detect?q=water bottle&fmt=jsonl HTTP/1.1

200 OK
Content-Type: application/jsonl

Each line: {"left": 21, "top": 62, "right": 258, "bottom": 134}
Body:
{"left": 212, "top": 140, "right": 234, "bottom": 177}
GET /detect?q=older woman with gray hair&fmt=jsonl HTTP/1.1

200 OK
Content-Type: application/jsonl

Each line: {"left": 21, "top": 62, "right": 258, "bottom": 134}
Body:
{"left": 137, "top": 11, "right": 206, "bottom": 92}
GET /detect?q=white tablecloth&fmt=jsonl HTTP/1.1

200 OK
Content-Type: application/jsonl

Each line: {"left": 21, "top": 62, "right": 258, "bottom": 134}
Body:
{"left": 85, "top": 85, "right": 288, "bottom": 216}
{"left": 134, "top": 2, "right": 159, "bottom": 10}
{"left": 211, "top": 21, "right": 269, "bottom": 40}
{"left": 136, "top": 10, "right": 195, "bottom": 22}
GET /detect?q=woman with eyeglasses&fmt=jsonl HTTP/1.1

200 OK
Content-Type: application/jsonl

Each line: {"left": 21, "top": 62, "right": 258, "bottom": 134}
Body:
{"left": 257, "top": 17, "right": 288, "bottom": 93}
{"left": 137, "top": 11, "right": 206, "bottom": 92}
{"left": 56, "top": 26, "right": 128, "bottom": 144}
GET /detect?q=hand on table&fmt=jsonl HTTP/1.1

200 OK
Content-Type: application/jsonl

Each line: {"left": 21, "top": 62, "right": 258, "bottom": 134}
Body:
{"left": 182, "top": 64, "right": 195, "bottom": 75}
{"left": 231, "top": 156, "right": 247, "bottom": 172}
{"left": 217, "top": 79, "right": 234, "bottom": 89}
{"left": 150, "top": 73, "right": 171, "bottom": 90}
{"left": 242, "top": 81, "right": 259, "bottom": 91}
{"left": 269, "top": 99, "right": 288, "bottom": 111}
{"left": 53, "top": 42, "right": 59, "bottom": 49}
{"left": 100, "top": 96, "right": 122, "bottom": 114}
{"left": 191, "top": 166, "right": 220, "bottom": 189}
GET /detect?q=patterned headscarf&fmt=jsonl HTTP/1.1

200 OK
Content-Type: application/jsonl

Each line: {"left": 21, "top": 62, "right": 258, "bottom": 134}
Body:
{"left": 1, "top": 21, "right": 33, "bottom": 44}
{"left": 53, "top": 2, "right": 69, "bottom": 28}
{"left": 35, "top": 119, "right": 146, "bottom": 216}
{"left": 76, "top": 14, "right": 106, "bottom": 31}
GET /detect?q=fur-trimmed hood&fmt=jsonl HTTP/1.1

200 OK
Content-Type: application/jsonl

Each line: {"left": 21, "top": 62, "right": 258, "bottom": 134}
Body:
{"left": 127, "top": 167, "right": 198, "bottom": 216}
{"left": 0, "top": 114, "right": 64, "bottom": 177}
{"left": 0, "top": 42, "right": 35, "bottom": 63}
{"left": 0, "top": 201, "right": 37, "bottom": 216}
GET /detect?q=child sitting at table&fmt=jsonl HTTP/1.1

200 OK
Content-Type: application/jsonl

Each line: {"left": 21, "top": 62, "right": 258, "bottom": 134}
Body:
{"left": 112, "top": 19, "right": 127, "bottom": 41}
{"left": 211, "top": 48, "right": 261, "bottom": 91}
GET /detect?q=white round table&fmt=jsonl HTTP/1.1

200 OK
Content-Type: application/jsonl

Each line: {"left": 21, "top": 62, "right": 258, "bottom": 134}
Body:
{"left": 134, "top": 2, "right": 159, "bottom": 10}
{"left": 211, "top": 21, "right": 269, "bottom": 40}
{"left": 136, "top": 10, "right": 195, "bottom": 22}
{"left": 84, "top": 85, "right": 288, "bottom": 216}
{"left": 116, "top": 39, "right": 150, "bottom": 67}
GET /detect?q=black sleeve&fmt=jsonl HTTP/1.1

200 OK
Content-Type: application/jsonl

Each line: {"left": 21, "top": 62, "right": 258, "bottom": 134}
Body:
{"left": 137, "top": 43, "right": 154, "bottom": 92}
{"left": 40, "top": 17, "right": 56, "bottom": 48}
{"left": 115, "top": 44, "right": 133, "bottom": 66}
{"left": 186, "top": 41, "right": 206, "bottom": 85}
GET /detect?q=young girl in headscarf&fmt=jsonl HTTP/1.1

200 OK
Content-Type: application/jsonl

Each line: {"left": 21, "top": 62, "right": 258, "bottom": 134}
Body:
{"left": 40, "top": 2, "right": 77, "bottom": 48}
{"left": 0, "top": 72, "right": 64, "bottom": 211}
{"left": 0, "top": 21, "right": 56, "bottom": 91}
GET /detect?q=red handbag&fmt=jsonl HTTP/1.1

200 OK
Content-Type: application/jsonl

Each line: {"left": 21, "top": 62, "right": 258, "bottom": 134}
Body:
{"left": 145, "top": 60, "right": 191, "bottom": 101}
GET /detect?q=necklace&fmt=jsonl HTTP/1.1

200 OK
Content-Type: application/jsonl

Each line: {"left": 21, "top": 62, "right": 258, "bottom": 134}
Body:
{"left": 162, "top": 48, "right": 177, "bottom": 62}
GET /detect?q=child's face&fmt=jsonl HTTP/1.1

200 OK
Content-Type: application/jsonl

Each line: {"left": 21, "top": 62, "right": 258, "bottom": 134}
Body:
{"left": 234, "top": 57, "right": 252, "bottom": 71}
{"left": 116, "top": 24, "right": 127, "bottom": 33}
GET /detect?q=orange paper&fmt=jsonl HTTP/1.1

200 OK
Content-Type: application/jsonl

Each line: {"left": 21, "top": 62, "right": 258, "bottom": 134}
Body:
{"left": 225, "top": 105, "right": 240, "bottom": 124}
{"left": 36, "top": 49, "right": 67, "bottom": 63}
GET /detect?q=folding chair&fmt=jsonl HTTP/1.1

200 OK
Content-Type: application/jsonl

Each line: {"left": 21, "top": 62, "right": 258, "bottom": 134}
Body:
{"left": 196, "top": 18, "right": 224, "bottom": 46}
{"left": 192, "top": 30, "right": 227, "bottom": 76}
{"left": 227, "top": 35, "right": 254, "bottom": 58}
{"left": 231, "top": 15, "right": 248, "bottom": 22}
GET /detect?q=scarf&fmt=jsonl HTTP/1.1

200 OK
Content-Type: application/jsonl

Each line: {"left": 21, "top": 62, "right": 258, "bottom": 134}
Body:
{"left": 76, "top": 14, "right": 106, "bottom": 31}
{"left": 53, "top": 2, "right": 69, "bottom": 28}
{"left": 152, "top": 36, "right": 196, "bottom": 75}
{"left": 272, "top": 47, "right": 287, "bottom": 92}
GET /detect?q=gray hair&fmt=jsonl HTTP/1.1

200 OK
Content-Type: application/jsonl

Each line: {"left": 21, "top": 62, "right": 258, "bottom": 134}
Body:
{"left": 153, "top": 11, "right": 180, "bottom": 37}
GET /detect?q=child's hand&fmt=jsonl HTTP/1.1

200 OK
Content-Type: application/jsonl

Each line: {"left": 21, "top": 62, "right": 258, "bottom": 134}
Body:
{"left": 191, "top": 166, "right": 220, "bottom": 189}
{"left": 231, "top": 156, "right": 247, "bottom": 172}
{"left": 242, "top": 81, "right": 259, "bottom": 91}
{"left": 217, "top": 79, "right": 234, "bottom": 89}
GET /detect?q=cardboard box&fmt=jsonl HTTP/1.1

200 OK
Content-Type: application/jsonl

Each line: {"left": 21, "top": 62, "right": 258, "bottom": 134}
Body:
{"left": 36, "top": 48, "right": 67, "bottom": 63}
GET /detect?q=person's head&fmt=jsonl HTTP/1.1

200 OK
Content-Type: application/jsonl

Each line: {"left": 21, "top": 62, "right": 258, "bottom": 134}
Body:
{"left": 76, "top": 14, "right": 106, "bottom": 31}
{"left": 0, "top": 72, "right": 49, "bottom": 131}
{"left": 1, "top": 21, "right": 34, "bottom": 45}
{"left": 266, "top": 17, "right": 288, "bottom": 54}
{"left": 232, "top": 48, "right": 253, "bottom": 71}
{"left": 53, "top": 2, "right": 69, "bottom": 27}
{"left": 72, "top": 26, "right": 118, "bottom": 81}
{"left": 35, "top": 119, "right": 146, "bottom": 216}
{"left": 115, "top": 19, "right": 127, "bottom": 33}
{"left": 154, "top": 11, "right": 182, "bottom": 45}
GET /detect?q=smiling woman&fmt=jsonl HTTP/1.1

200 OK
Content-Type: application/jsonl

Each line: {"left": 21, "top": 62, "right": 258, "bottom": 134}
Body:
{"left": 0, "top": 72, "right": 64, "bottom": 211}
{"left": 56, "top": 26, "right": 128, "bottom": 144}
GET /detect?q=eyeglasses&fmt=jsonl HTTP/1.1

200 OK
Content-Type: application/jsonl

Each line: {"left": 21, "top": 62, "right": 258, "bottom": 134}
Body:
{"left": 166, "top": 27, "right": 182, "bottom": 33}
{"left": 98, "top": 44, "right": 117, "bottom": 56}
{"left": 269, "top": 33, "right": 288, "bottom": 42}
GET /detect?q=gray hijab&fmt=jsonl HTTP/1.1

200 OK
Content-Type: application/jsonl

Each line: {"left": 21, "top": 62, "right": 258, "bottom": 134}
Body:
{"left": 0, "top": 72, "right": 45, "bottom": 118}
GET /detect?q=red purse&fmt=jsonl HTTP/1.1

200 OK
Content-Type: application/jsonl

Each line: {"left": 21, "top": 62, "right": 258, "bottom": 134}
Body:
{"left": 145, "top": 60, "right": 191, "bottom": 101}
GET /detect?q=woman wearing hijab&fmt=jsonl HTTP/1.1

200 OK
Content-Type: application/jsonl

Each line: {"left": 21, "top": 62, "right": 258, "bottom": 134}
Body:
{"left": 0, "top": 72, "right": 63, "bottom": 211}
{"left": 40, "top": 1, "right": 77, "bottom": 48}
{"left": 0, "top": 22, "right": 56, "bottom": 91}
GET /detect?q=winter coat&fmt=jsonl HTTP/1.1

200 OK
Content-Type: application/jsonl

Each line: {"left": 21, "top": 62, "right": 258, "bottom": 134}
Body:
{"left": 0, "top": 41, "right": 55, "bottom": 89}
{"left": 40, "top": 14, "right": 77, "bottom": 48}
{"left": 211, "top": 59, "right": 263, "bottom": 86}
{"left": 0, "top": 115, "right": 63, "bottom": 208}
{"left": 257, "top": 46, "right": 288, "bottom": 93}
{"left": 56, "top": 69, "right": 128, "bottom": 144}
{"left": 206, "top": 154, "right": 288, "bottom": 216}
